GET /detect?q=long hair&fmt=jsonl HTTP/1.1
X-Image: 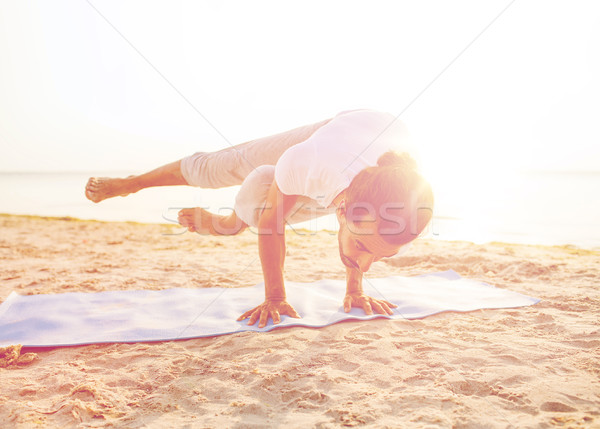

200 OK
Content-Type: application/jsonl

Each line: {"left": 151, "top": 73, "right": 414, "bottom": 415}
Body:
{"left": 345, "top": 151, "right": 434, "bottom": 245}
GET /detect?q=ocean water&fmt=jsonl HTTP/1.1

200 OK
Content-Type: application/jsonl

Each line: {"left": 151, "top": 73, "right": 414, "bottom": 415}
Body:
{"left": 0, "top": 171, "right": 598, "bottom": 250}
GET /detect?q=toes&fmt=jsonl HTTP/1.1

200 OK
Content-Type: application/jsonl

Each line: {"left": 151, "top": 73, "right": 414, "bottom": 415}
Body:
{"left": 84, "top": 177, "right": 124, "bottom": 203}
{"left": 85, "top": 180, "right": 98, "bottom": 202}
{"left": 177, "top": 208, "right": 208, "bottom": 234}
{"left": 177, "top": 209, "right": 199, "bottom": 225}
{"left": 177, "top": 212, "right": 193, "bottom": 228}
{"left": 86, "top": 179, "right": 100, "bottom": 193}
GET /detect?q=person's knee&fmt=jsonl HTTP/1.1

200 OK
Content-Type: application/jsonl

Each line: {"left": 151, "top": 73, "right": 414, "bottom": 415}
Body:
{"left": 234, "top": 165, "right": 276, "bottom": 228}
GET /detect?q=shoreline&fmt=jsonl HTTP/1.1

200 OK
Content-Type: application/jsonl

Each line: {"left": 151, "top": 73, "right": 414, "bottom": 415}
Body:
{"left": 1, "top": 213, "right": 598, "bottom": 427}
{"left": 2, "top": 212, "right": 598, "bottom": 254}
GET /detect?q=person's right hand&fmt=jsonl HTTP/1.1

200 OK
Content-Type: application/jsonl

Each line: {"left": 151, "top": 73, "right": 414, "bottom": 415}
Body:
{"left": 237, "top": 299, "right": 301, "bottom": 328}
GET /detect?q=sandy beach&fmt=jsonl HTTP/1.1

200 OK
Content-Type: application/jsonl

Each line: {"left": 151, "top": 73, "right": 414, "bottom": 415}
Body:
{"left": 0, "top": 213, "right": 598, "bottom": 428}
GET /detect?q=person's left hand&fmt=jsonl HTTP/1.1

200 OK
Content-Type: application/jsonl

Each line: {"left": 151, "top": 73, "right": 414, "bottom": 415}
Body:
{"left": 343, "top": 293, "right": 397, "bottom": 315}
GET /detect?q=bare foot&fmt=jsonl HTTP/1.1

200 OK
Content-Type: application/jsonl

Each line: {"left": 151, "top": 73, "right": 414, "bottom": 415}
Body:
{"left": 177, "top": 208, "right": 245, "bottom": 236}
{"left": 85, "top": 177, "right": 135, "bottom": 203}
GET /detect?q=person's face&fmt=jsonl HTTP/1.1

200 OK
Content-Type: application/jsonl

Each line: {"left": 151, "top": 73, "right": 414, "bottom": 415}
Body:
{"left": 336, "top": 210, "right": 405, "bottom": 273}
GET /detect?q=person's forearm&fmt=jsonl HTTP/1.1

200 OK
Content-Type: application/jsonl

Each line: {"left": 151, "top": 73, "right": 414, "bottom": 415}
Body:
{"left": 346, "top": 266, "right": 363, "bottom": 295}
{"left": 255, "top": 180, "right": 297, "bottom": 303}
{"left": 258, "top": 227, "right": 286, "bottom": 300}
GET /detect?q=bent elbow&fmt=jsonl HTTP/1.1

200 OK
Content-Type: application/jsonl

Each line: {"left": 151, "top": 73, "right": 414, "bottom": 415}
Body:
{"left": 257, "top": 209, "right": 285, "bottom": 236}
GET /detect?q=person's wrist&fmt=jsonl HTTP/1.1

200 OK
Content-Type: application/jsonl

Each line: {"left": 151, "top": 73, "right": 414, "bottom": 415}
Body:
{"left": 265, "top": 287, "right": 286, "bottom": 301}
{"left": 266, "top": 294, "right": 286, "bottom": 302}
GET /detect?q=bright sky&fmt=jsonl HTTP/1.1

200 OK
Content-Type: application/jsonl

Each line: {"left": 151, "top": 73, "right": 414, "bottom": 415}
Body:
{"left": 1, "top": 0, "right": 599, "bottom": 184}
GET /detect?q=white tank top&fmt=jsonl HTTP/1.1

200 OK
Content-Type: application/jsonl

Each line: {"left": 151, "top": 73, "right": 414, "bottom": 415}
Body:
{"left": 274, "top": 109, "right": 413, "bottom": 207}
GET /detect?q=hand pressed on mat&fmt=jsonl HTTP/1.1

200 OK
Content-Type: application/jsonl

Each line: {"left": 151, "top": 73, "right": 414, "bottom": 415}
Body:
{"left": 343, "top": 266, "right": 397, "bottom": 316}
{"left": 237, "top": 299, "right": 301, "bottom": 328}
{"left": 343, "top": 292, "right": 397, "bottom": 315}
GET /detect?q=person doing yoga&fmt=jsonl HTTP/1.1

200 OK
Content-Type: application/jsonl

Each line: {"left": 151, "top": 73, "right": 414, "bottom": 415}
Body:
{"left": 85, "top": 109, "right": 434, "bottom": 328}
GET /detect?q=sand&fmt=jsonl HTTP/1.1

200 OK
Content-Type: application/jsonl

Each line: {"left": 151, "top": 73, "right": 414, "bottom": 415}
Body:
{"left": 0, "top": 213, "right": 598, "bottom": 428}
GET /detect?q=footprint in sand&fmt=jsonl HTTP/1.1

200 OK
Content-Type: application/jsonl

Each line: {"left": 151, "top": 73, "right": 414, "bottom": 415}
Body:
{"left": 540, "top": 401, "right": 577, "bottom": 413}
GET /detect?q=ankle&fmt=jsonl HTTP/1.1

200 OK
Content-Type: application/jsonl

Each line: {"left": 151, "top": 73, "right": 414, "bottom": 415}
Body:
{"left": 122, "top": 176, "right": 141, "bottom": 194}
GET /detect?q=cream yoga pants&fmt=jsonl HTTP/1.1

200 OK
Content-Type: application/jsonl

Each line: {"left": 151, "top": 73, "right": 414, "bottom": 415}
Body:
{"left": 180, "top": 118, "right": 334, "bottom": 227}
